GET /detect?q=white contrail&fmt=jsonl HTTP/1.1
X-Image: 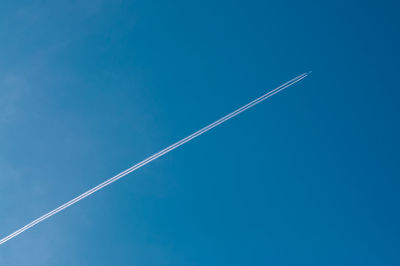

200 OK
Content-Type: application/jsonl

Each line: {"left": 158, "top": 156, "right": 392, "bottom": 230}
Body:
{"left": 0, "top": 72, "right": 310, "bottom": 245}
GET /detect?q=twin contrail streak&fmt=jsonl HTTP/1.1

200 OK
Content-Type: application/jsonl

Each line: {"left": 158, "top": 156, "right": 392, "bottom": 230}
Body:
{"left": 0, "top": 72, "right": 310, "bottom": 245}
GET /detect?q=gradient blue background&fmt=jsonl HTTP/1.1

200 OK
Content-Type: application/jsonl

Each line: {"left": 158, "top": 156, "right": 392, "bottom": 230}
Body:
{"left": 1, "top": 0, "right": 399, "bottom": 265}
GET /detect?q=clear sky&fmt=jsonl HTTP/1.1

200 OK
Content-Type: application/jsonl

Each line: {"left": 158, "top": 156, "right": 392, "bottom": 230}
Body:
{"left": 0, "top": 0, "right": 399, "bottom": 265}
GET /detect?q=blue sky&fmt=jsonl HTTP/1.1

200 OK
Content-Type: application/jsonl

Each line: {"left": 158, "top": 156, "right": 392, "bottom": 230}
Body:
{"left": 0, "top": 0, "right": 399, "bottom": 265}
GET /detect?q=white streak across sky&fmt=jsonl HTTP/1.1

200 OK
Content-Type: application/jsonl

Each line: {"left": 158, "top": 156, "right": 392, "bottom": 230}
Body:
{"left": 0, "top": 72, "right": 310, "bottom": 245}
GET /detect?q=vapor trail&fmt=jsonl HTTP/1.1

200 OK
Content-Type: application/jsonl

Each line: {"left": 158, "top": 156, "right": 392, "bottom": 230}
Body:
{"left": 0, "top": 72, "right": 310, "bottom": 245}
